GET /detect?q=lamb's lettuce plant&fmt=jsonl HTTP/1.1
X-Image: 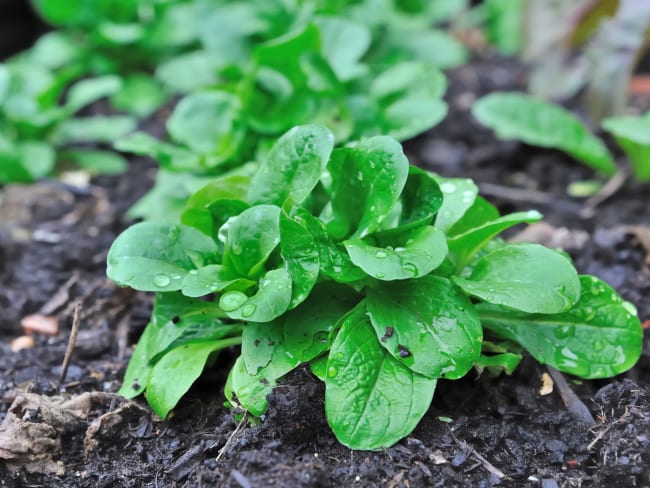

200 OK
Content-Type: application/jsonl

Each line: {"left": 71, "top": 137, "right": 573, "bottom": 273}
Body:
{"left": 107, "top": 125, "right": 643, "bottom": 450}
{"left": 602, "top": 112, "right": 650, "bottom": 181}
{"left": 0, "top": 61, "right": 135, "bottom": 182}
{"left": 473, "top": 92, "right": 650, "bottom": 182}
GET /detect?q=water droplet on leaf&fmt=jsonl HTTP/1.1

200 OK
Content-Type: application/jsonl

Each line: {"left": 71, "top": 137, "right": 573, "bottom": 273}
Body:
{"left": 153, "top": 274, "right": 171, "bottom": 287}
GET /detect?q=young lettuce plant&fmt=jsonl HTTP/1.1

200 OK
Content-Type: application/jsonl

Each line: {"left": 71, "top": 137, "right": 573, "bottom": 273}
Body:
{"left": 473, "top": 92, "right": 650, "bottom": 182}
{"left": 107, "top": 125, "right": 642, "bottom": 450}
{"left": 0, "top": 61, "right": 135, "bottom": 182}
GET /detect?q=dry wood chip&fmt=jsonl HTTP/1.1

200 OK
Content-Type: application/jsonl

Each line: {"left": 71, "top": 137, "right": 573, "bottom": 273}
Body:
{"left": 10, "top": 335, "right": 35, "bottom": 352}
{"left": 539, "top": 372, "right": 554, "bottom": 396}
{"left": 21, "top": 314, "right": 59, "bottom": 336}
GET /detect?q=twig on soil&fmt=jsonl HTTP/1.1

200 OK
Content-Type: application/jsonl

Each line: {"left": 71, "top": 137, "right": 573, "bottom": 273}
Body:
{"left": 57, "top": 301, "right": 82, "bottom": 391}
{"left": 39, "top": 272, "right": 79, "bottom": 315}
{"left": 115, "top": 312, "right": 131, "bottom": 361}
{"left": 447, "top": 428, "right": 505, "bottom": 479}
{"left": 546, "top": 367, "right": 596, "bottom": 425}
{"left": 580, "top": 170, "right": 628, "bottom": 219}
{"left": 215, "top": 413, "right": 248, "bottom": 462}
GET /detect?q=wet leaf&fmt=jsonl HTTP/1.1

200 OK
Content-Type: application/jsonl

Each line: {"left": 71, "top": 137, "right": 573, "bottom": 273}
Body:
{"left": 478, "top": 275, "right": 643, "bottom": 378}
{"left": 473, "top": 92, "right": 617, "bottom": 175}
{"left": 107, "top": 222, "right": 219, "bottom": 292}
{"left": 344, "top": 226, "right": 447, "bottom": 281}
{"left": 367, "top": 276, "right": 482, "bottom": 379}
{"left": 325, "top": 303, "right": 436, "bottom": 450}
{"left": 453, "top": 243, "right": 581, "bottom": 313}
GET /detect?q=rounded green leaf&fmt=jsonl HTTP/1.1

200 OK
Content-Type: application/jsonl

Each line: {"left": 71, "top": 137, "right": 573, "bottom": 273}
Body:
{"left": 453, "top": 243, "right": 581, "bottom": 314}
{"left": 478, "top": 275, "right": 643, "bottom": 378}
{"left": 473, "top": 92, "right": 616, "bottom": 175}
{"left": 107, "top": 222, "right": 218, "bottom": 292}
{"left": 167, "top": 91, "right": 244, "bottom": 159}
{"left": 367, "top": 276, "right": 482, "bottom": 379}
{"left": 433, "top": 176, "right": 478, "bottom": 232}
{"left": 325, "top": 305, "right": 436, "bottom": 450}
{"left": 146, "top": 339, "right": 236, "bottom": 419}
{"left": 280, "top": 209, "right": 320, "bottom": 308}
{"left": 222, "top": 205, "right": 281, "bottom": 278}
{"left": 220, "top": 268, "right": 292, "bottom": 322}
{"left": 181, "top": 265, "right": 255, "bottom": 297}
{"left": 248, "top": 125, "right": 334, "bottom": 206}
{"left": 344, "top": 226, "right": 447, "bottom": 281}
{"left": 327, "top": 136, "right": 409, "bottom": 239}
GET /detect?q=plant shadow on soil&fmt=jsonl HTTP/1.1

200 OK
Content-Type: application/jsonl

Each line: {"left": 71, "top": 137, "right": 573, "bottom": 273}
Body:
{"left": 1, "top": 56, "right": 649, "bottom": 487}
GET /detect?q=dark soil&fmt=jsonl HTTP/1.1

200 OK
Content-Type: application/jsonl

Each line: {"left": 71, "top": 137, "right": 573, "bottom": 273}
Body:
{"left": 1, "top": 55, "right": 649, "bottom": 487}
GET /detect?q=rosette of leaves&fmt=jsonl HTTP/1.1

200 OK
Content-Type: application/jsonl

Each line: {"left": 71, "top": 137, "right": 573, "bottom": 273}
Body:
{"left": 107, "top": 125, "right": 642, "bottom": 450}
{"left": 0, "top": 60, "right": 135, "bottom": 182}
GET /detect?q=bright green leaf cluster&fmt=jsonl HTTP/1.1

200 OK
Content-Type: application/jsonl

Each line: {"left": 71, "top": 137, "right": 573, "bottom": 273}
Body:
{"left": 107, "top": 124, "right": 643, "bottom": 450}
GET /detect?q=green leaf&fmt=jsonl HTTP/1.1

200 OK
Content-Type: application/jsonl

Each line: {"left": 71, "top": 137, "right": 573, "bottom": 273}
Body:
{"left": 127, "top": 170, "right": 213, "bottom": 222}
{"left": 59, "top": 149, "right": 127, "bottom": 174}
{"left": 107, "top": 222, "right": 219, "bottom": 292}
{"left": 344, "top": 226, "right": 447, "bottom": 280}
{"left": 167, "top": 91, "right": 244, "bottom": 160}
{"left": 181, "top": 175, "right": 250, "bottom": 238}
{"left": 65, "top": 75, "right": 122, "bottom": 113}
{"left": 17, "top": 142, "right": 56, "bottom": 180}
{"left": 181, "top": 265, "right": 255, "bottom": 298}
{"left": 220, "top": 268, "right": 292, "bottom": 322}
{"left": 143, "top": 292, "right": 236, "bottom": 360}
{"left": 315, "top": 16, "right": 371, "bottom": 80}
{"left": 146, "top": 338, "right": 239, "bottom": 419}
{"left": 447, "top": 196, "right": 500, "bottom": 237}
{"left": 453, "top": 243, "right": 580, "bottom": 313}
{"left": 327, "top": 136, "right": 409, "bottom": 239}
{"left": 325, "top": 303, "right": 436, "bottom": 450}
{"left": 117, "top": 317, "right": 157, "bottom": 399}
{"left": 53, "top": 116, "right": 136, "bottom": 144}
{"left": 433, "top": 176, "right": 478, "bottom": 232}
{"left": 222, "top": 205, "right": 281, "bottom": 278}
{"left": 478, "top": 275, "right": 643, "bottom": 378}
{"left": 602, "top": 114, "right": 650, "bottom": 181}
{"left": 447, "top": 210, "right": 543, "bottom": 269}
{"left": 367, "top": 276, "right": 482, "bottom": 379}
{"left": 248, "top": 124, "right": 334, "bottom": 206}
{"left": 298, "top": 208, "right": 366, "bottom": 283}
{"left": 225, "top": 355, "right": 274, "bottom": 416}
{"left": 110, "top": 73, "right": 168, "bottom": 117}
{"left": 475, "top": 352, "right": 522, "bottom": 377}
{"left": 280, "top": 208, "right": 320, "bottom": 308}
{"left": 155, "top": 50, "right": 221, "bottom": 93}
{"left": 282, "top": 283, "right": 360, "bottom": 363}
{"left": 473, "top": 92, "right": 617, "bottom": 175}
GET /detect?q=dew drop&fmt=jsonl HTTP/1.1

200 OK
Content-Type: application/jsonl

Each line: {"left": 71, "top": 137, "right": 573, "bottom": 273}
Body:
{"left": 402, "top": 263, "right": 418, "bottom": 277}
{"left": 593, "top": 340, "right": 604, "bottom": 351}
{"left": 526, "top": 210, "right": 542, "bottom": 219}
{"left": 189, "top": 269, "right": 198, "bottom": 275}
{"left": 356, "top": 171, "right": 364, "bottom": 181}
{"left": 554, "top": 325, "right": 575, "bottom": 339}
{"left": 376, "top": 272, "right": 385, "bottom": 279}
{"left": 375, "top": 250, "right": 388, "bottom": 258}
{"left": 327, "top": 366, "right": 339, "bottom": 378}
{"left": 219, "top": 291, "right": 248, "bottom": 312}
{"left": 153, "top": 274, "right": 171, "bottom": 287}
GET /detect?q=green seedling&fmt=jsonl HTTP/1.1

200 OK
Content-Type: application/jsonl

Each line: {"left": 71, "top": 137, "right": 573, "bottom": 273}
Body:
{"left": 472, "top": 92, "right": 616, "bottom": 176}
{"left": 0, "top": 62, "right": 135, "bottom": 182}
{"left": 107, "top": 124, "right": 642, "bottom": 450}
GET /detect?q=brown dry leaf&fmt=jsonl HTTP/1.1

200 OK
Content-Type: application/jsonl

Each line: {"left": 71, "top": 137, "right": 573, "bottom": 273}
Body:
{"left": 21, "top": 314, "right": 59, "bottom": 336}
{"left": 0, "top": 392, "right": 122, "bottom": 475}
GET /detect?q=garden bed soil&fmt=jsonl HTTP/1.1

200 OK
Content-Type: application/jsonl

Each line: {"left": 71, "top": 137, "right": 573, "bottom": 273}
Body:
{"left": 1, "top": 56, "right": 649, "bottom": 487}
